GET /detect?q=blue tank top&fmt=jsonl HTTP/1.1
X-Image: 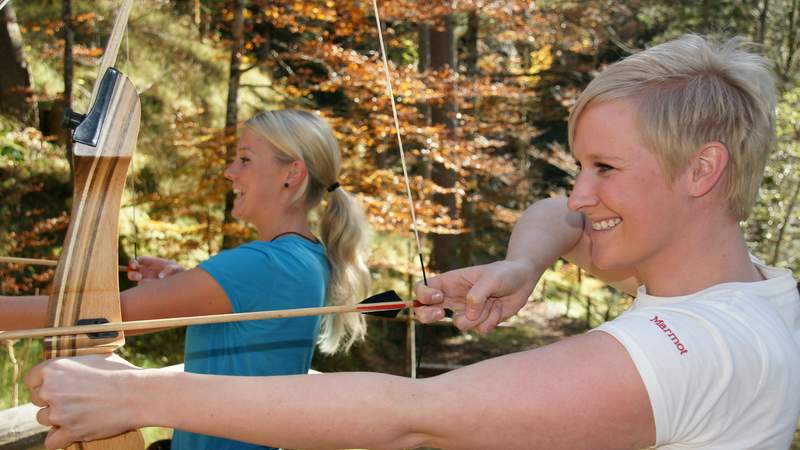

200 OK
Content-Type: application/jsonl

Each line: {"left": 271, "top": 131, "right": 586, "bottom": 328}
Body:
{"left": 171, "top": 237, "right": 329, "bottom": 450}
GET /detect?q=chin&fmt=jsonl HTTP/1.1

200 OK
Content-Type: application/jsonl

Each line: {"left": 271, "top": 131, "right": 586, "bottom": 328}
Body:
{"left": 590, "top": 249, "right": 629, "bottom": 271}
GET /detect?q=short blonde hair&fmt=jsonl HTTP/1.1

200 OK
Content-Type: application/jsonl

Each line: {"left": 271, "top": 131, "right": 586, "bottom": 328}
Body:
{"left": 245, "top": 109, "right": 371, "bottom": 354}
{"left": 568, "top": 34, "right": 777, "bottom": 221}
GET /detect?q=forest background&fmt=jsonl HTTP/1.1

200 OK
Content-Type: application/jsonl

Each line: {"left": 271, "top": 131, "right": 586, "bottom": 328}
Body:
{"left": 0, "top": 0, "right": 798, "bottom": 447}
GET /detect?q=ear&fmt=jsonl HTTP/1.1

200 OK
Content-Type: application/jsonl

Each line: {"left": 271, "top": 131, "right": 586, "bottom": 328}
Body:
{"left": 688, "top": 142, "right": 728, "bottom": 198}
{"left": 284, "top": 160, "right": 308, "bottom": 187}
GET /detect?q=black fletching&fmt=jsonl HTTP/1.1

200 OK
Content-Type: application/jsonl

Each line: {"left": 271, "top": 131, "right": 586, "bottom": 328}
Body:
{"left": 359, "top": 290, "right": 405, "bottom": 318}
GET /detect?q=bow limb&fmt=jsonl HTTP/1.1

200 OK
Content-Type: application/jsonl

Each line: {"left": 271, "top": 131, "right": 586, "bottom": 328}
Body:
{"left": 45, "top": 0, "right": 144, "bottom": 448}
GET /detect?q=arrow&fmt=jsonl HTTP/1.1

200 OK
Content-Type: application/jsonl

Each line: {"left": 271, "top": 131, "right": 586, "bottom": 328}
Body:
{"left": 0, "top": 290, "right": 420, "bottom": 341}
{"left": 0, "top": 256, "right": 131, "bottom": 272}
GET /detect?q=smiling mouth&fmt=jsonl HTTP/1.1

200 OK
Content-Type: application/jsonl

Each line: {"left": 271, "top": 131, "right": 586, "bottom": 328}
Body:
{"left": 592, "top": 218, "right": 622, "bottom": 231}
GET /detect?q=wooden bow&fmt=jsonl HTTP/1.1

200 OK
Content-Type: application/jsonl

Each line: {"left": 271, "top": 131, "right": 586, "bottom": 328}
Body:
{"left": 45, "top": 0, "right": 144, "bottom": 448}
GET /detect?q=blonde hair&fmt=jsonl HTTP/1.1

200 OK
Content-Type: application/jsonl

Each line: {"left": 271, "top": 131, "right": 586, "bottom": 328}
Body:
{"left": 245, "top": 109, "right": 371, "bottom": 354}
{"left": 568, "top": 34, "right": 777, "bottom": 221}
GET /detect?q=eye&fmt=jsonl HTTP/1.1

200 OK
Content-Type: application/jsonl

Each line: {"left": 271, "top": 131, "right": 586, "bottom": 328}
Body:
{"left": 596, "top": 162, "right": 614, "bottom": 173}
{"left": 575, "top": 161, "right": 614, "bottom": 174}
{"left": 239, "top": 156, "right": 251, "bottom": 164}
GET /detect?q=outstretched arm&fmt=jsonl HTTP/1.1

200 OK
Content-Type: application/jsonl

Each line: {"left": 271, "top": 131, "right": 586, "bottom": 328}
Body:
{"left": 0, "top": 294, "right": 49, "bottom": 329}
{"left": 27, "top": 331, "right": 654, "bottom": 450}
{"left": 0, "top": 267, "right": 230, "bottom": 335}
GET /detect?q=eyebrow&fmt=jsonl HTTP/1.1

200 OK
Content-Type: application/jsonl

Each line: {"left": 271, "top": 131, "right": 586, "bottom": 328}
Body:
{"left": 575, "top": 153, "right": 626, "bottom": 163}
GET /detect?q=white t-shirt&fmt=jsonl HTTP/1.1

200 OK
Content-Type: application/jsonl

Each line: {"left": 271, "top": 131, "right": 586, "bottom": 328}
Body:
{"left": 595, "top": 260, "right": 800, "bottom": 449}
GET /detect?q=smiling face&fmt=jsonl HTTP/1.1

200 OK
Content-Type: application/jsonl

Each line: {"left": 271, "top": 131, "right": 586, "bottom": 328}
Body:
{"left": 568, "top": 100, "right": 692, "bottom": 273}
{"left": 224, "top": 128, "right": 292, "bottom": 229}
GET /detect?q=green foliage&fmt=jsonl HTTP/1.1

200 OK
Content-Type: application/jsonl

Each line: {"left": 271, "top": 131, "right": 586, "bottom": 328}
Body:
{"left": 746, "top": 85, "right": 800, "bottom": 271}
{"left": 1, "top": 1, "right": 799, "bottom": 444}
{"left": 0, "top": 339, "right": 40, "bottom": 409}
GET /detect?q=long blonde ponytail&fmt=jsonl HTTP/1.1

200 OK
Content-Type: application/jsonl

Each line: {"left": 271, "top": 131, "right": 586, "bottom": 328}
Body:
{"left": 244, "top": 110, "right": 370, "bottom": 354}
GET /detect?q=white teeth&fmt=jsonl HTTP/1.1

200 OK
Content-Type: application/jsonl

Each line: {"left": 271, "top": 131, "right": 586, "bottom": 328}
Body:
{"left": 591, "top": 218, "right": 622, "bottom": 231}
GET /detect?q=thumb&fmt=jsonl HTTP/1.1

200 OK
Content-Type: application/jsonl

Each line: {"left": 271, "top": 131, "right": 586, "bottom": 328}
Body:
{"left": 24, "top": 360, "right": 45, "bottom": 391}
{"left": 464, "top": 272, "right": 500, "bottom": 321}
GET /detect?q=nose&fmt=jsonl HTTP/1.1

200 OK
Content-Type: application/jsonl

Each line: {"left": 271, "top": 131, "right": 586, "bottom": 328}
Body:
{"left": 224, "top": 162, "right": 237, "bottom": 180}
{"left": 567, "top": 171, "right": 599, "bottom": 212}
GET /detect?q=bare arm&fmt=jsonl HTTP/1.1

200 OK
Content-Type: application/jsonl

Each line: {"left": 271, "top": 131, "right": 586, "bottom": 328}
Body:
{"left": 0, "top": 268, "right": 231, "bottom": 335}
{"left": 120, "top": 267, "right": 232, "bottom": 335}
{"left": 416, "top": 197, "right": 639, "bottom": 329}
{"left": 0, "top": 295, "right": 48, "bottom": 329}
{"left": 513, "top": 197, "right": 640, "bottom": 295}
{"left": 28, "top": 331, "right": 654, "bottom": 450}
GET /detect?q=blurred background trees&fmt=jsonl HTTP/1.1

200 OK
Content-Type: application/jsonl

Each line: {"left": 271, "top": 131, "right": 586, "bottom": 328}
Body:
{"left": 1, "top": 0, "right": 798, "bottom": 429}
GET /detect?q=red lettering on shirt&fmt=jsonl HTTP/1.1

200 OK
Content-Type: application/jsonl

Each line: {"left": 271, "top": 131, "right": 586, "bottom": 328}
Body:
{"left": 650, "top": 315, "right": 688, "bottom": 355}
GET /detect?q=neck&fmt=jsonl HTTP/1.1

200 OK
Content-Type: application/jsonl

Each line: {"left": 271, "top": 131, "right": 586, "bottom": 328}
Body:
{"left": 254, "top": 208, "right": 313, "bottom": 242}
{"left": 636, "top": 211, "right": 761, "bottom": 297}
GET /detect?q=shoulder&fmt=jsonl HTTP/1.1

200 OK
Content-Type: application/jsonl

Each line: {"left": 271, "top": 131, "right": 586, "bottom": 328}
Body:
{"left": 596, "top": 285, "right": 800, "bottom": 447}
{"left": 201, "top": 239, "right": 326, "bottom": 269}
{"left": 199, "top": 242, "right": 276, "bottom": 272}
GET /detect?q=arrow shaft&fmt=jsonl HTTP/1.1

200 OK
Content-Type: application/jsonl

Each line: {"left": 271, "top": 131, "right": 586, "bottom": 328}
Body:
{"left": 0, "top": 256, "right": 129, "bottom": 272}
{"left": 0, "top": 300, "right": 419, "bottom": 340}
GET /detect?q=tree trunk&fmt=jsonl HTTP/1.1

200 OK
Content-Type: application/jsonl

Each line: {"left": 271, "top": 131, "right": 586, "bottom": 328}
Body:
{"left": 221, "top": 0, "right": 245, "bottom": 250}
{"left": 0, "top": 4, "right": 38, "bottom": 127}
{"left": 62, "top": 0, "right": 75, "bottom": 177}
{"left": 770, "top": 177, "right": 800, "bottom": 265}
{"left": 458, "top": 10, "right": 480, "bottom": 266}
{"left": 429, "top": 15, "right": 460, "bottom": 271}
{"left": 464, "top": 10, "right": 479, "bottom": 76}
{"left": 781, "top": 0, "right": 799, "bottom": 85}
{"left": 754, "top": 0, "right": 769, "bottom": 44}
{"left": 417, "top": 21, "right": 432, "bottom": 179}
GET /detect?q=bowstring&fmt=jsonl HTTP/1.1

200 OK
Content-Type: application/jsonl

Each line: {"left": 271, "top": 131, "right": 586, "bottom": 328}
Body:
{"left": 370, "top": 0, "right": 428, "bottom": 379}
{"left": 124, "top": 20, "right": 139, "bottom": 260}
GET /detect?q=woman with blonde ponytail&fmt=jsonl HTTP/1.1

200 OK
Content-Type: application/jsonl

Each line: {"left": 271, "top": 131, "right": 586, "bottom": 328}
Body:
{"left": 1, "top": 109, "right": 371, "bottom": 450}
{"left": 245, "top": 109, "right": 372, "bottom": 355}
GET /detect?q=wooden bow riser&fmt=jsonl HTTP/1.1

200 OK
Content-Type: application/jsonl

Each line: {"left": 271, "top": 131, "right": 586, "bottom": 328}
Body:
{"left": 46, "top": 75, "right": 140, "bottom": 360}
{"left": 48, "top": 73, "right": 145, "bottom": 450}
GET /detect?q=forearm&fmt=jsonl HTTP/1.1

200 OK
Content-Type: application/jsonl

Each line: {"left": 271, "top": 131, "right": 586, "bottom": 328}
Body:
{"left": 129, "top": 335, "right": 651, "bottom": 450}
{"left": 137, "top": 370, "right": 432, "bottom": 449}
{"left": 510, "top": 197, "right": 639, "bottom": 294}
{"left": 0, "top": 295, "right": 48, "bottom": 330}
{"left": 120, "top": 268, "right": 231, "bottom": 336}
{"left": 506, "top": 197, "right": 584, "bottom": 273}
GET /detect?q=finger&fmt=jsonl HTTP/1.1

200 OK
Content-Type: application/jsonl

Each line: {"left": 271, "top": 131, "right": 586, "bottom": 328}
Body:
{"left": 134, "top": 255, "right": 160, "bottom": 265}
{"left": 451, "top": 311, "right": 483, "bottom": 331}
{"left": 29, "top": 387, "right": 47, "bottom": 407}
{"left": 127, "top": 259, "right": 139, "bottom": 270}
{"left": 414, "top": 285, "right": 444, "bottom": 306}
{"left": 45, "top": 426, "right": 76, "bottom": 450}
{"left": 36, "top": 405, "right": 54, "bottom": 426}
{"left": 159, "top": 263, "right": 183, "bottom": 278}
{"left": 464, "top": 274, "right": 500, "bottom": 321}
{"left": 24, "top": 361, "right": 45, "bottom": 391}
{"left": 127, "top": 271, "right": 143, "bottom": 282}
{"left": 476, "top": 302, "right": 504, "bottom": 334}
{"left": 452, "top": 297, "right": 495, "bottom": 330}
{"left": 415, "top": 305, "right": 445, "bottom": 323}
